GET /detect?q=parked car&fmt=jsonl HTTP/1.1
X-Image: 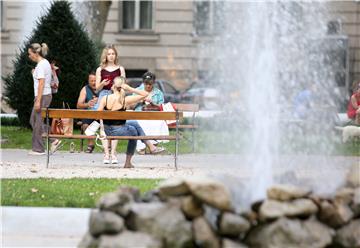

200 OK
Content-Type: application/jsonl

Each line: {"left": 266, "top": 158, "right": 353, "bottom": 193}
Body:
{"left": 126, "top": 78, "right": 182, "bottom": 103}
{"left": 181, "top": 85, "right": 220, "bottom": 110}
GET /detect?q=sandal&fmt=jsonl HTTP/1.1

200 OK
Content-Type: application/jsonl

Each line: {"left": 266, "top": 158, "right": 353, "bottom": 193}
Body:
{"left": 85, "top": 145, "right": 95, "bottom": 153}
{"left": 150, "top": 147, "right": 165, "bottom": 155}
{"left": 50, "top": 139, "right": 62, "bottom": 154}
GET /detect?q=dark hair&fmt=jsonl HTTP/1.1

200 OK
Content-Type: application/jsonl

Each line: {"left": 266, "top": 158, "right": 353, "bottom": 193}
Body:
{"left": 89, "top": 71, "right": 96, "bottom": 76}
{"left": 142, "top": 71, "right": 156, "bottom": 82}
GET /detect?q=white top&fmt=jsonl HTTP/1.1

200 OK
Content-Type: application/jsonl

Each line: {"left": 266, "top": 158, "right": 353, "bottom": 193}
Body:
{"left": 33, "top": 59, "right": 52, "bottom": 97}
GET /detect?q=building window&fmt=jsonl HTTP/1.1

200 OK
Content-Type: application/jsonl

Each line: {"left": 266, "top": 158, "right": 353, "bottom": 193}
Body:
{"left": 194, "top": 1, "right": 222, "bottom": 36}
{"left": 121, "top": 1, "right": 153, "bottom": 31}
{"left": 1, "top": 1, "right": 4, "bottom": 31}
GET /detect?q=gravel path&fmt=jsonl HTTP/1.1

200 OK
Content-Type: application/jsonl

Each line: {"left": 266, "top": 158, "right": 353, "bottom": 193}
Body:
{"left": 1, "top": 149, "right": 358, "bottom": 184}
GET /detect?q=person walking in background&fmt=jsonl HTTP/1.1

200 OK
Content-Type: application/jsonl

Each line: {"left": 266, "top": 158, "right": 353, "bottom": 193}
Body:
{"left": 50, "top": 60, "right": 60, "bottom": 94}
{"left": 77, "top": 72, "right": 98, "bottom": 153}
{"left": 95, "top": 45, "right": 126, "bottom": 154}
{"left": 27, "top": 43, "right": 61, "bottom": 155}
{"left": 347, "top": 80, "right": 360, "bottom": 125}
{"left": 98, "top": 76, "right": 164, "bottom": 167}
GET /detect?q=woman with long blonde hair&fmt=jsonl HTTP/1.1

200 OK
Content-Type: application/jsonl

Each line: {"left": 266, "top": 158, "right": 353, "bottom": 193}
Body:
{"left": 98, "top": 76, "right": 164, "bottom": 167}
{"left": 94, "top": 45, "right": 125, "bottom": 155}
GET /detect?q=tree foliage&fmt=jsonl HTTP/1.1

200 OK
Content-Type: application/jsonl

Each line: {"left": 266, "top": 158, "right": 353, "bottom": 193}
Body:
{"left": 3, "top": 1, "right": 97, "bottom": 127}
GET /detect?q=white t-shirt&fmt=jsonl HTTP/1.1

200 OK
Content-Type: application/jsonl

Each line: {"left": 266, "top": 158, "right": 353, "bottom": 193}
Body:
{"left": 33, "top": 59, "right": 52, "bottom": 97}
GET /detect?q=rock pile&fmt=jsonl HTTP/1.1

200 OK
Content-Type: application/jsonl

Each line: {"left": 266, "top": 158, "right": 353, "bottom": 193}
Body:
{"left": 79, "top": 164, "right": 360, "bottom": 248}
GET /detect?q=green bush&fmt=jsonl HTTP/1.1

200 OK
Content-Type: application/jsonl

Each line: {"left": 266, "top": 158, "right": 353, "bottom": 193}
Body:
{"left": 3, "top": 1, "right": 97, "bottom": 127}
{"left": 0, "top": 117, "right": 20, "bottom": 126}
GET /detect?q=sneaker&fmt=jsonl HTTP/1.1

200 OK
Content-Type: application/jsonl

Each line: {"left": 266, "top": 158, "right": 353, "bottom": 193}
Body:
{"left": 111, "top": 155, "right": 118, "bottom": 164}
{"left": 28, "top": 150, "right": 46, "bottom": 155}
{"left": 103, "top": 155, "right": 110, "bottom": 164}
{"left": 50, "top": 140, "right": 62, "bottom": 154}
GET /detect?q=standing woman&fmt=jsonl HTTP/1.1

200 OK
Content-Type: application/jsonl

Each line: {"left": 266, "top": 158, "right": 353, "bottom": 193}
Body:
{"left": 28, "top": 43, "right": 60, "bottom": 155}
{"left": 95, "top": 45, "right": 125, "bottom": 154}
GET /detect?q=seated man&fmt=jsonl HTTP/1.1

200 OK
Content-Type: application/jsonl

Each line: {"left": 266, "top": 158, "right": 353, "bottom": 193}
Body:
{"left": 130, "top": 72, "right": 168, "bottom": 154}
{"left": 76, "top": 72, "right": 98, "bottom": 153}
{"left": 347, "top": 81, "right": 360, "bottom": 125}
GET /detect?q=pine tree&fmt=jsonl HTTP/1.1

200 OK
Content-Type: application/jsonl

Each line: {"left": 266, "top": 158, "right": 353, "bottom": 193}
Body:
{"left": 3, "top": 0, "right": 97, "bottom": 127}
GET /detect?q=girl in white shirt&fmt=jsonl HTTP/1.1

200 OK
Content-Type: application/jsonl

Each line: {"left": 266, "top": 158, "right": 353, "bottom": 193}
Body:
{"left": 28, "top": 43, "right": 60, "bottom": 155}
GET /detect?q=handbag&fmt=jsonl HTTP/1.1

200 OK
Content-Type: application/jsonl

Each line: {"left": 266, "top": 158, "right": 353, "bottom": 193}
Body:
{"left": 85, "top": 120, "right": 106, "bottom": 148}
{"left": 51, "top": 118, "right": 64, "bottom": 135}
{"left": 50, "top": 102, "right": 73, "bottom": 135}
{"left": 62, "top": 102, "right": 73, "bottom": 136}
{"left": 160, "top": 102, "right": 177, "bottom": 125}
{"left": 142, "top": 103, "right": 161, "bottom": 111}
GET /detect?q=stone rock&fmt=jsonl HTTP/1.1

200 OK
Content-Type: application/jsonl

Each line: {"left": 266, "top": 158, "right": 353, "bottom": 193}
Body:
{"left": 245, "top": 217, "right": 334, "bottom": 248}
{"left": 98, "top": 231, "right": 162, "bottom": 248}
{"left": 222, "top": 239, "right": 248, "bottom": 248}
{"left": 158, "top": 177, "right": 190, "bottom": 197}
{"left": 97, "top": 191, "right": 133, "bottom": 217}
{"left": 142, "top": 189, "right": 161, "bottom": 203}
{"left": 218, "top": 213, "right": 250, "bottom": 237}
{"left": 185, "top": 177, "right": 233, "bottom": 211}
{"left": 346, "top": 163, "right": 360, "bottom": 187}
{"left": 117, "top": 186, "right": 141, "bottom": 202}
{"left": 128, "top": 202, "right": 192, "bottom": 248}
{"left": 318, "top": 200, "right": 354, "bottom": 228}
{"left": 351, "top": 187, "right": 360, "bottom": 217}
{"left": 78, "top": 232, "right": 99, "bottom": 248}
{"left": 193, "top": 217, "right": 220, "bottom": 248}
{"left": 335, "top": 219, "right": 360, "bottom": 248}
{"left": 335, "top": 187, "right": 355, "bottom": 205}
{"left": 89, "top": 210, "right": 124, "bottom": 237}
{"left": 267, "top": 184, "right": 311, "bottom": 201}
{"left": 181, "top": 195, "right": 204, "bottom": 219}
{"left": 259, "top": 199, "right": 318, "bottom": 220}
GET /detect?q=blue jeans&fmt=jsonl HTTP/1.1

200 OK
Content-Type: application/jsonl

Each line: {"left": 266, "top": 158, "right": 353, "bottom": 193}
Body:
{"left": 126, "top": 120, "right": 147, "bottom": 144}
{"left": 104, "top": 124, "right": 138, "bottom": 155}
{"left": 94, "top": 89, "right": 112, "bottom": 110}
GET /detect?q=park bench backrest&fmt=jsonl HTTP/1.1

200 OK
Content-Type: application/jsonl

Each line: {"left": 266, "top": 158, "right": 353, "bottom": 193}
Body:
{"left": 174, "top": 103, "right": 199, "bottom": 112}
{"left": 41, "top": 109, "right": 182, "bottom": 120}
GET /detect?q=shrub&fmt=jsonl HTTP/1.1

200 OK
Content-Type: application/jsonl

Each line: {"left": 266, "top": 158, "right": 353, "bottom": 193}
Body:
{"left": 3, "top": 1, "right": 97, "bottom": 127}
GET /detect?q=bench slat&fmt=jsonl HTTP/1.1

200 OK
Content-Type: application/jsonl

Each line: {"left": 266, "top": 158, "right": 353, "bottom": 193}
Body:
{"left": 41, "top": 109, "right": 182, "bottom": 120}
{"left": 43, "top": 134, "right": 176, "bottom": 140}
{"left": 169, "top": 125, "right": 198, "bottom": 129}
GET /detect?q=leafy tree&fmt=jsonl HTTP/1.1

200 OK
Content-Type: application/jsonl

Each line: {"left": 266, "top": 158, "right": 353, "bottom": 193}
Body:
{"left": 3, "top": 0, "right": 97, "bottom": 127}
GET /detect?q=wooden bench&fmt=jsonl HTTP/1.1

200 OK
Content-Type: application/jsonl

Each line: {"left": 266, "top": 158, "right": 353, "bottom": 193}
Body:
{"left": 41, "top": 108, "right": 183, "bottom": 169}
{"left": 169, "top": 103, "right": 199, "bottom": 152}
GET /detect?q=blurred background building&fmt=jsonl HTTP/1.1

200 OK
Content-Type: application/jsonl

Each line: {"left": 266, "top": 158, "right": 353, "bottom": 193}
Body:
{"left": 1, "top": 1, "right": 359, "bottom": 113}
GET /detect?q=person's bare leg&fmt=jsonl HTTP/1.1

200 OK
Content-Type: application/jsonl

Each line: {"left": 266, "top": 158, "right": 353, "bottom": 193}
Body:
{"left": 101, "top": 139, "right": 110, "bottom": 163}
{"left": 124, "top": 154, "right": 134, "bottom": 168}
{"left": 110, "top": 140, "right": 118, "bottom": 163}
{"left": 111, "top": 140, "right": 118, "bottom": 156}
{"left": 355, "top": 113, "right": 360, "bottom": 125}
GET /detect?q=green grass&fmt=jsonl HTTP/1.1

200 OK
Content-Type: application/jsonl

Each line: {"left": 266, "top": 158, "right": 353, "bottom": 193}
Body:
{"left": 1, "top": 178, "right": 161, "bottom": 208}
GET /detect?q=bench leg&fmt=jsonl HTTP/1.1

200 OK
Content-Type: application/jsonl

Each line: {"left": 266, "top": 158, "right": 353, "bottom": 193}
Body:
{"left": 46, "top": 109, "right": 50, "bottom": 168}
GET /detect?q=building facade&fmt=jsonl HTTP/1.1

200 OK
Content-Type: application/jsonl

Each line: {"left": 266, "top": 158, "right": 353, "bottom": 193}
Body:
{"left": 1, "top": 1, "right": 360, "bottom": 112}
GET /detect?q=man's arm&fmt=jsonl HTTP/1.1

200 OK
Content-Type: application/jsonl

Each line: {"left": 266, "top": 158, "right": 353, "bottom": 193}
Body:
{"left": 77, "top": 87, "right": 88, "bottom": 109}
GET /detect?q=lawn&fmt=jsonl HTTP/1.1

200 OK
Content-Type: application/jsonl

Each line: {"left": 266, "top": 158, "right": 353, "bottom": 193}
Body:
{"left": 1, "top": 178, "right": 161, "bottom": 208}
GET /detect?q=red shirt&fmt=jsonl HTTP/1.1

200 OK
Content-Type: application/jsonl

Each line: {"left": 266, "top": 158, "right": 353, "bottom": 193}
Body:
{"left": 101, "top": 68, "right": 121, "bottom": 90}
{"left": 347, "top": 93, "right": 360, "bottom": 119}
